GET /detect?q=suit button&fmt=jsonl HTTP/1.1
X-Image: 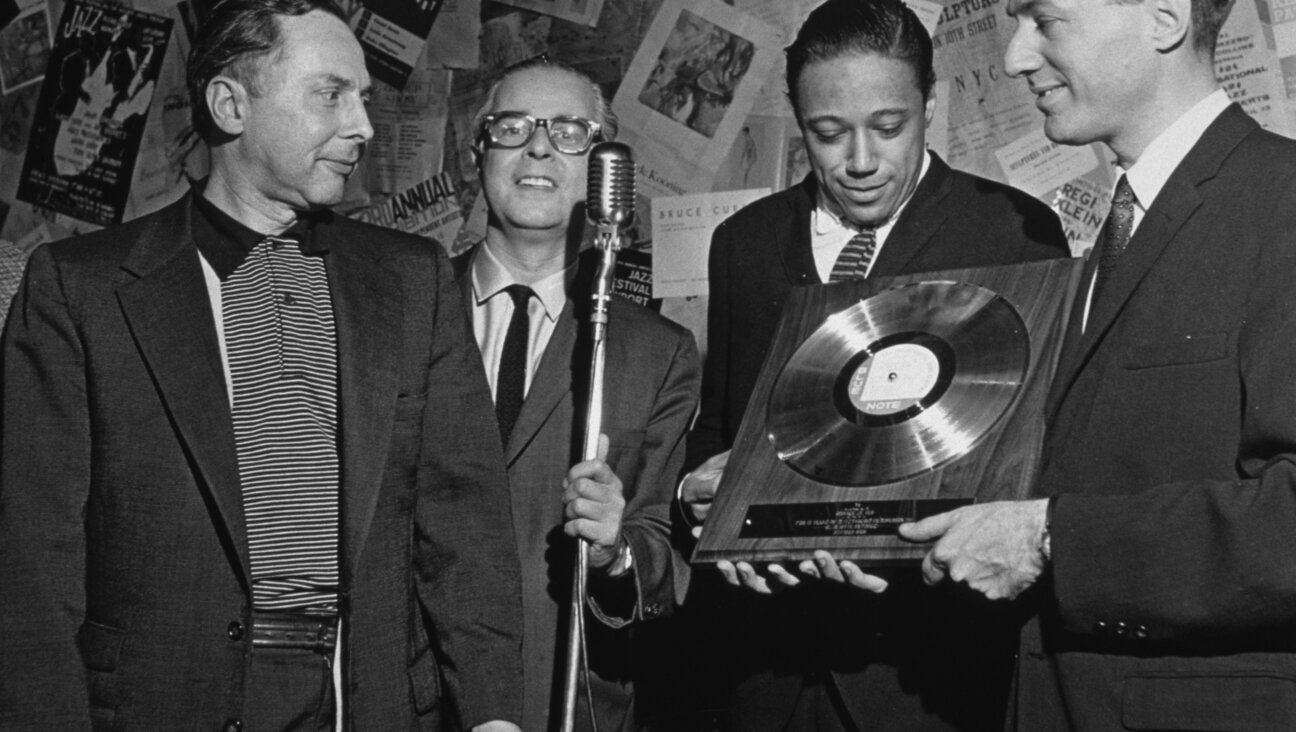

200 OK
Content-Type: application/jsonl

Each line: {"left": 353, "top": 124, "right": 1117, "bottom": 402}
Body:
{"left": 1113, "top": 622, "right": 1129, "bottom": 637}
{"left": 227, "top": 621, "right": 244, "bottom": 641}
{"left": 1134, "top": 624, "right": 1149, "bottom": 639}
{"left": 643, "top": 603, "right": 662, "bottom": 618}
{"left": 223, "top": 719, "right": 243, "bottom": 732}
{"left": 1093, "top": 621, "right": 1108, "bottom": 635}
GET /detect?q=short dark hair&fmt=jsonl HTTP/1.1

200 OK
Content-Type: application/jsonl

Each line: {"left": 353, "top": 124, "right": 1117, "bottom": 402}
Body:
{"left": 1191, "top": 0, "right": 1235, "bottom": 56}
{"left": 785, "top": 0, "right": 935, "bottom": 118}
{"left": 187, "top": 0, "right": 348, "bottom": 141}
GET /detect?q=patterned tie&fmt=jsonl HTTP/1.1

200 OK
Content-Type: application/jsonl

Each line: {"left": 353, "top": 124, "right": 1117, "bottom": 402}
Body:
{"left": 1095, "top": 174, "right": 1136, "bottom": 298}
{"left": 495, "top": 284, "right": 534, "bottom": 443}
{"left": 829, "top": 227, "right": 879, "bottom": 281}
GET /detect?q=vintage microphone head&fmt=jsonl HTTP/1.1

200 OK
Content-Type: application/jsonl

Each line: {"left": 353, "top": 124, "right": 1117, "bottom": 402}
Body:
{"left": 587, "top": 141, "right": 636, "bottom": 228}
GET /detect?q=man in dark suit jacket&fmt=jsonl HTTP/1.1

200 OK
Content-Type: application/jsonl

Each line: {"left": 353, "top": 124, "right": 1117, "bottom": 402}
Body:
{"left": 677, "top": 1, "right": 1068, "bottom": 730}
{"left": 897, "top": 0, "right": 1296, "bottom": 729}
{"left": 456, "top": 59, "right": 699, "bottom": 731}
{"left": 0, "top": 1, "right": 522, "bottom": 729}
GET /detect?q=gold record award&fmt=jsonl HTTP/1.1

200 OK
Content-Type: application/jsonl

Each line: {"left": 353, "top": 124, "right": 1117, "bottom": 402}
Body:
{"left": 692, "top": 258, "right": 1084, "bottom": 567}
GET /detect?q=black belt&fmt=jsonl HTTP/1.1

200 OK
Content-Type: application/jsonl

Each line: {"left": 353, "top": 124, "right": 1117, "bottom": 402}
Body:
{"left": 251, "top": 612, "right": 338, "bottom": 652}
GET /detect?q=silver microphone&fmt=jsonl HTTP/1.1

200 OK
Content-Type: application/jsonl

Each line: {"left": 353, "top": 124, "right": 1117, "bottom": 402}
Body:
{"left": 587, "top": 141, "right": 636, "bottom": 232}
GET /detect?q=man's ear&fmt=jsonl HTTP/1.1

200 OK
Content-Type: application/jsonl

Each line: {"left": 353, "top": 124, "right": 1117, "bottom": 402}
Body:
{"left": 206, "top": 75, "right": 249, "bottom": 136}
{"left": 1149, "top": 0, "right": 1192, "bottom": 53}
{"left": 471, "top": 134, "right": 486, "bottom": 171}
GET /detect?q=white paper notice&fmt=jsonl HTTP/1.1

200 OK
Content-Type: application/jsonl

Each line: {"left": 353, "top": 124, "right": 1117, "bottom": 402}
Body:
{"left": 994, "top": 128, "right": 1100, "bottom": 199}
{"left": 904, "top": 0, "right": 943, "bottom": 37}
{"left": 492, "top": 0, "right": 605, "bottom": 28}
{"left": 1051, "top": 174, "right": 1110, "bottom": 257}
{"left": 652, "top": 188, "right": 770, "bottom": 298}
{"left": 614, "top": 0, "right": 781, "bottom": 206}
{"left": 1216, "top": 0, "right": 1293, "bottom": 136}
{"left": 927, "top": 79, "right": 951, "bottom": 159}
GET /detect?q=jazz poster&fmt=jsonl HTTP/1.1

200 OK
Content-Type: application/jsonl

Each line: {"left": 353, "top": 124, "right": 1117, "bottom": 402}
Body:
{"left": 17, "top": 0, "right": 171, "bottom": 227}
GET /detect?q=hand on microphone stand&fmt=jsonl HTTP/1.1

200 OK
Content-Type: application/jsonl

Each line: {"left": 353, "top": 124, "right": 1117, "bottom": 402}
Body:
{"left": 563, "top": 433, "right": 630, "bottom": 575}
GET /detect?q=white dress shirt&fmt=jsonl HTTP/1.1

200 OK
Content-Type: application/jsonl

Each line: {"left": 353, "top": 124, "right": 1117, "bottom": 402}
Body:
{"left": 809, "top": 150, "right": 932, "bottom": 282}
{"left": 469, "top": 242, "right": 572, "bottom": 401}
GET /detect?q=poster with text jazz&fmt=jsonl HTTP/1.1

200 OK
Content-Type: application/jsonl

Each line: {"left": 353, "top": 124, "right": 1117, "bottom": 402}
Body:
{"left": 17, "top": 0, "right": 170, "bottom": 227}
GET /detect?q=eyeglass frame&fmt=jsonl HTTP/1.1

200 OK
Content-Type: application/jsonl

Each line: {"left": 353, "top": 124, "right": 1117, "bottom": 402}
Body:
{"left": 479, "top": 112, "right": 604, "bottom": 156}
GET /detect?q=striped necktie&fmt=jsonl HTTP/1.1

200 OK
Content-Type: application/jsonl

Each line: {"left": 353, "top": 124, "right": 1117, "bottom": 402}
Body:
{"left": 829, "top": 228, "right": 879, "bottom": 281}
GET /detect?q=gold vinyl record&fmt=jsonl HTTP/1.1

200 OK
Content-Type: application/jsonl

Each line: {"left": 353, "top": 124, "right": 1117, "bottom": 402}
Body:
{"left": 766, "top": 281, "right": 1030, "bottom": 486}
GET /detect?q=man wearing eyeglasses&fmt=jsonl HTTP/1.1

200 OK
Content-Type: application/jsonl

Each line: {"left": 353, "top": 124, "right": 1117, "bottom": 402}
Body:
{"left": 451, "top": 59, "right": 700, "bottom": 732}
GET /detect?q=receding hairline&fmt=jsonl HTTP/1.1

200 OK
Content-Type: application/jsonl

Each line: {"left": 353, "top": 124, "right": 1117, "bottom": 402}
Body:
{"left": 240, "top": 11, "right": 366, "bottom": 93}
{"left": 491, "top": 65, "right": 600, "bottom": 114}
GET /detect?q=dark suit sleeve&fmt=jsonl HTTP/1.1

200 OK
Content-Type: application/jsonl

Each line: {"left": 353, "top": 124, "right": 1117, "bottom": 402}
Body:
{"left": 1049, "top": 169, "right": 1296, "bottom": 643}
{"left": 414, "top": 247, "right": 524, "bottom": 728}
{"left": 0, "top": 247, "right": 94, "bottom": 729}
{"left": 1014, "top": 191, "right": 1071, "bottom": 261}
{"left": 589, "top": 325, "right": 701, "bottom": 627}
{"left": 684, "top": 221, "right": 734, "bottom": 472}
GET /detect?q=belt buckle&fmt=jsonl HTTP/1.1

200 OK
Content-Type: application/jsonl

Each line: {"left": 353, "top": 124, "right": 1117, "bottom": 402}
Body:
{"left": 250, "top": 612, "right": 338, "bottom": 653}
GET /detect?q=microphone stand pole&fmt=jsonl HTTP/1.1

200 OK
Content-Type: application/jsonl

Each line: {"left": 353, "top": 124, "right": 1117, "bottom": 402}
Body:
{"left": 559, "top": 221, "right": 622, "bottom": 732}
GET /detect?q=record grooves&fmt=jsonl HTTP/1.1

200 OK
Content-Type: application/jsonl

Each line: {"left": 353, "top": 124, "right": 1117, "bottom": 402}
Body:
{"left": 766, "top": 281, "right": 1030, "bottom": 487}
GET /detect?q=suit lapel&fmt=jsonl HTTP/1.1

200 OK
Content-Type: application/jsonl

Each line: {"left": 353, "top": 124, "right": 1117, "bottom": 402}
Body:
{"left": 324, "top": 228, "right": 403, "bottom": 577}
{"left": 779, "top": 177, "right": 822, "bottom": 286}
{"left": 1047, "top": 105, "right": 1254, "bottom": 418}
{"left": 115, "top": 199, "right": 250, "bottom": 584}
{"left": 453, "top": 246, "right": 576, "bottom": 466}
{"left": 871, "top": 153, "right": 954, "bottom": 277}
{"left": 1046, "top": 249, "right": 1101, "bottom": 420}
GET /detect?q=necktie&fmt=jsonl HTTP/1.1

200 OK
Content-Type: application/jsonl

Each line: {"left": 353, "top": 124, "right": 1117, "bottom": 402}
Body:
{"left": 495, "top": 284, "right": 534, "bottom": 443}
{"left": 1095, "top": 174, "right": 1136, "bottom": 297}
{"left": 829, "top": 227, "right": 879, "bottom": 281}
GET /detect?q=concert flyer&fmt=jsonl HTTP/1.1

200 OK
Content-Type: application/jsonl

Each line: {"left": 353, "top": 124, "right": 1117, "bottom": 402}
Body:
{"left": 16, "top": 0, "right": 171, "bottom": 226}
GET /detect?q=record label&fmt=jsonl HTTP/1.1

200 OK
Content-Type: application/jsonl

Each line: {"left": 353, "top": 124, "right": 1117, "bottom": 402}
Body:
{"left": 848, "top": 343, "right": 941, "bottom": 416}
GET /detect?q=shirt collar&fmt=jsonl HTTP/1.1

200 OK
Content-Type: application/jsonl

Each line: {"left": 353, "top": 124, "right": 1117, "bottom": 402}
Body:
{"left": 1121, "top": 89, "right": 1231, "bottom": 211}
{"left": 814, "top": 149, "right": 932, "bottom": 235}
{"left": 191, "top": 180, "right": 330, "bottom": 281}
{"left": 470, "top": 242, "right": 570, "bottom": 323}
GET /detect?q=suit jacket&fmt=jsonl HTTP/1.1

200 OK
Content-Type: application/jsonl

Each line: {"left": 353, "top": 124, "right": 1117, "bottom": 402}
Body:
{"left": 0, "top": 194, "right": 523, "bottom": 731}
{"left": 683, "top": 153, "right": 1070, "bottom": 731}
{"left": 1013, "top": 104, "right": 1296, "bottom": 730}
{"left": 453, "top": 247, "right": 700, "bottom": 732}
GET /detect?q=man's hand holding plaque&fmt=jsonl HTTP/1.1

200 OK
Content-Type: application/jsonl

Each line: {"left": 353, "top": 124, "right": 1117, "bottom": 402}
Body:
{"left": 683, "top": 455, "right": 890, "bottom": 595}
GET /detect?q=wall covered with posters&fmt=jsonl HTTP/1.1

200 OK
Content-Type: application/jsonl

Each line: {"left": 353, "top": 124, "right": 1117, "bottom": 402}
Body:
{"left": 2, "top": 0, "right": 1294, "bottom": 340}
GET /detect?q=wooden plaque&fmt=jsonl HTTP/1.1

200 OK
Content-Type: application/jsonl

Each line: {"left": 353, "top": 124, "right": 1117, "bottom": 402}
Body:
{"left": 692, "top": 258, "right": 1084, "bottom": 567}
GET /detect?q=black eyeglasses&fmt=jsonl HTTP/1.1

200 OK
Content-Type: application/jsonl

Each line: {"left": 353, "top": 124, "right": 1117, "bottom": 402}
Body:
{"left": 480, "top": 113, "right": 603, "bottom": 155}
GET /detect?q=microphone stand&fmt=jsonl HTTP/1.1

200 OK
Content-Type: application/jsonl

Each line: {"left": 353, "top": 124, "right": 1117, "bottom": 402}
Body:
{"left": 559, "top": 218, "right": 623, "bottom": 732}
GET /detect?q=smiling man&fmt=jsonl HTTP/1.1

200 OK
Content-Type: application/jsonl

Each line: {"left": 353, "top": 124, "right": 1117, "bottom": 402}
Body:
{"left": 675, "top": 0, "right": 1067, "bottom": 729}
{"left": 887, "top": 0, "right": 1296, "bottom": 728}
{"left": 0, "top": 0, "right": 523, "bottom": 729}
{"left": 452, "top": 59, "right": 699, "bottom": 732}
